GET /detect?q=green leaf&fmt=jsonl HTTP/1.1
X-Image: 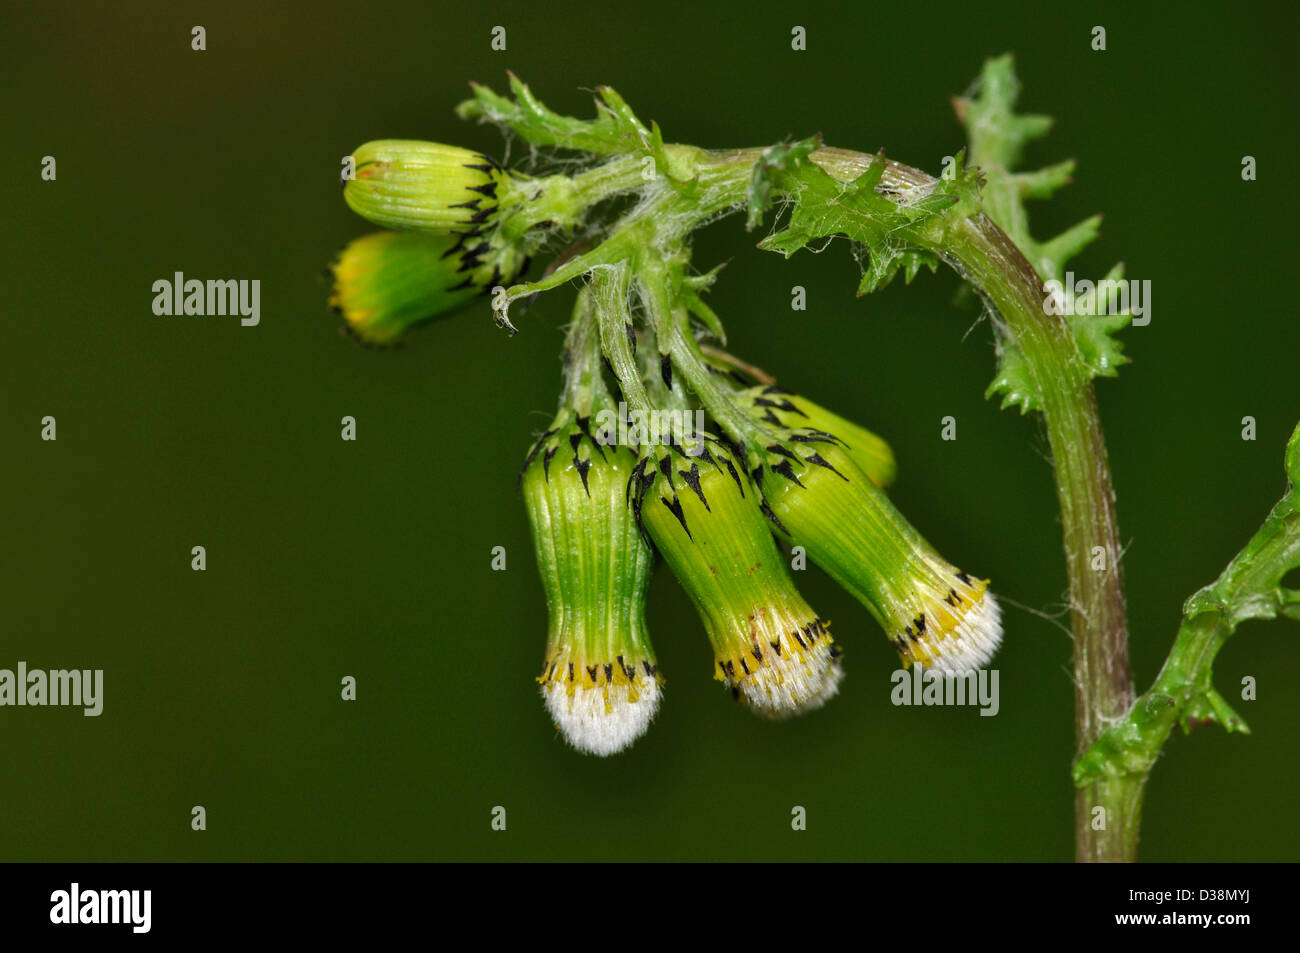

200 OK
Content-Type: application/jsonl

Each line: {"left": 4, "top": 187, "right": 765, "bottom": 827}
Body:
{"left": 458, "top": 73, "right": 658, "bottom": 158}
{"left": 1035, "top": 215, "right": 1102, "bottom": 281}
{"left": 1066, "top": 264, "right": 1132, "bottom": 378}
{"left": 856, "top": 247, "right": 940, "bottom": 295}
{"left": 1070, "top": 310, "right": 1131, "bottom": 378}
{"left": 681, "top": 286, "right": 727, "bottom": 343}
{"left": 746, "top": 136, "right": 819, "bottom": 231}
{"left": 1074, "top": 420, "right": 1300, "bottom": 786}
{"left": 984, "top": 331, "right": 1042, "bottom": 414}
{"left": 760, "top": 152, "right": 913, "bottom": 254}
{"left": 1014, "top": 159, "right": 1075, "bottom": 199}
{"left": 957, "top": 55, "right": 1133, "bottom": 396}
{"left": 756, "top": 148, "right": 974, "bottom": 295}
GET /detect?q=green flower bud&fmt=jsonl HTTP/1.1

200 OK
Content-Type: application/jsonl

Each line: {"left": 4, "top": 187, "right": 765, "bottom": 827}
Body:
{"left": 736, "top": 384, "right": 896, "bottom": 488}
{"left": 522, "top": 409, "right": 660, "bottom": 756}
{"left": 344, "top": 140, "right": 517, "bottom": 234}
{"left": 755, "top": 430, "right": 1001, "bottom": 673}
{"left": 329, "top": 230, "right": 528, "bottom": 345}
{"left": 632, "top": 435, "right": 842, "bottom": 717}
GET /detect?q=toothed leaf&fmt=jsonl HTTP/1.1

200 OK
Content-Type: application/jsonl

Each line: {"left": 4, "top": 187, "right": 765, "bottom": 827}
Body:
{"left": 747, "top": 136, "right": 820, "bottom": 231}
{"left": 458, "top": 75, "right": 661, "bottom": 160}
{"left": 1036, "top": 215, "right": 1102, "bottom": 281}
{"left": 757, "top": 148, "right": 977, "bottom": 297}
{"left": 1015, "top": 159, "right": 1075, "bottom": 199}
{"left": 1069, "top": 310, "right": 1131, "bottom": 378}
{"left": 957, "top": 55, "right": 1133, "bottom": 396}
{"left": 984, "top": 333, "right": 1043, "bottom": 414}
{"left": 1064, "top": 263, "right": 1133, "bottom": 378}
{"left": 856, "top": 247, "right": 940, "bottom": 295}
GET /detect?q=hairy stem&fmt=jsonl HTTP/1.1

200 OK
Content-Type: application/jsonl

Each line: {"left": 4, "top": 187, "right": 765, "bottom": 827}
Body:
{"left": 590, "top": 263, "right": 654, "bottom": 421}
{"left": 950, "top": 216, "right": 1137, "bottom": 861}
{"left": 1074, "top": 425, "right": 1300, "bottom": 791}
{"left": 783, "top": 145, "right": 1138, "bottom": 859}
{"left": 485, "top": 104, "right": 1139, "bottom": 856}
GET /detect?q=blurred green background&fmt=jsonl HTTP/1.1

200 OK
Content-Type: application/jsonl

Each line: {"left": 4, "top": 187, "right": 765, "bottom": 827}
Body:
{"left": 3, "top": 0, "right": 1296, "bottom": 861}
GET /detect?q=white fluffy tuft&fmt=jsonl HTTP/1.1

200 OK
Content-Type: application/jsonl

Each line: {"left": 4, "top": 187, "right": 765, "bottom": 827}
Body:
{"left": 923, "top": 591, "right": 1003, "bottom": 674}
{"left": 542, "top": 679, "right": 661, "bottom": 756}
{"left": 737, "top": 641, "right": 843, "bottom": 719}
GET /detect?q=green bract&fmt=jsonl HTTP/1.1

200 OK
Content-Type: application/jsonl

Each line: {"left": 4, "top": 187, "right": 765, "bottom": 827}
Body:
{"left": 632, "top": 435, "right": 842, "bottom": 717}
{"left": 735, "top": 384, "right": 897, "bottom": 489}
{"left": 344, "top": 140, "right": 514, "bottom": 234}
{"left": 754, "top": 430, "right": 1001, "bottom": 673}
{"left": 329, "top": 230, "right": 525, "bottom": 345}
{"left": 521, "top": 406, "right": 660, "bottom": 756}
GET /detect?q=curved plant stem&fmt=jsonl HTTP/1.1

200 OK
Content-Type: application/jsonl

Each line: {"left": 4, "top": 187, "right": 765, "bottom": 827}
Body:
{"left": 773, "top": 144, "right": 1139, "bottom": 859}
{"left": 453, "top": 67, "right": 1300, "bottom": 863}
{"left": 949, "top": 215, "right": 1137, "bottom": 861}
{"left": 520, "top": 146, "right": 1139, "bottom": 858}
{"left": 1074, "top": 423, "right": 1300, "bottom": 790}
{"left": 465, "top": 79, "right": 1138, "bottom": 859}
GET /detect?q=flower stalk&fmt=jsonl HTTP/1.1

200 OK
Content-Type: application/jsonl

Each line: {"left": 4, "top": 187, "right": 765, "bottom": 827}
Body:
{"left": 521, "top": 290, "right": 661, "bottom": 755}
{"left": 332, "top": 62, "right": 1296, "bottom": 859}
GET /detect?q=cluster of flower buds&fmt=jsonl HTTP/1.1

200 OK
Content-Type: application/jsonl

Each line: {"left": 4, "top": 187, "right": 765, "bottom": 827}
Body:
{"left": 330, "top": 141, "right": 555, "bottom": 344}
{"left": 332, "top": 136, "right": 1002, "bottom": 757}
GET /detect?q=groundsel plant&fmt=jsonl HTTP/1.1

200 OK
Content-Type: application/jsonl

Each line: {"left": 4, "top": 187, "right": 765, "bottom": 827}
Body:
{"left": 329, "top": 56, "right": 1300, "bottom": 861}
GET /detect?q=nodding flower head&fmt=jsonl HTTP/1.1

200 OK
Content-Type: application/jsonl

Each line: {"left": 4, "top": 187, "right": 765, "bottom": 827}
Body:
{"left": 736, "top": 384, "right": 897, "bottom": 489}
{"left": 631, "top": 435, "right": 842, "bottom": 717}
{"left": 328, "top": 230, "right": 527, "bottom": 344}
{"left": 521, "top": 408, "right": 660, "bottom": 755}
{"left": 753, "top": 430, "right": 1001, "bottom": 674}
{"left": 344, "top": 140, "right": 519, "bottom": 234}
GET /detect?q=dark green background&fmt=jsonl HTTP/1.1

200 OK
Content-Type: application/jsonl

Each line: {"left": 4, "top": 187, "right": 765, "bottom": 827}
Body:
{"left": 4, "top": 1, "right": 1296, "bottom": 861}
